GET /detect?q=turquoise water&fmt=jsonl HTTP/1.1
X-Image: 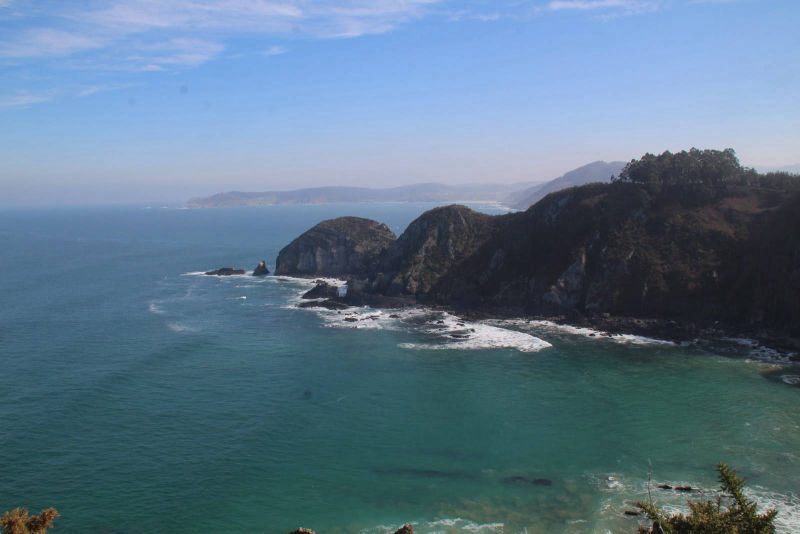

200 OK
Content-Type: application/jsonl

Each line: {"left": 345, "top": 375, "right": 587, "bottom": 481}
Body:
{"left": 1, "top": 204, "right": 798, "bottom": 534}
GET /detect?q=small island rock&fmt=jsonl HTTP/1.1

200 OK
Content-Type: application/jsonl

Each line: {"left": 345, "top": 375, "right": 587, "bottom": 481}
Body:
{"left": 302, "top": 281, "right": 340, "bottom": 299}
{"left": 205, "top": 267, "right": 245, "bottom": 276}
{"left": 253, "top": 261, "right": 270, "bottom": 276}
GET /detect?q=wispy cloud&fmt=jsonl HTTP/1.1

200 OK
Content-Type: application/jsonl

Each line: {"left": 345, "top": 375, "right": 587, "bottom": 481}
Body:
{"left": 263, "top": 45, "right": 288, "bottom": 56}
{"left": 76, "top": 82, "right": 137, "bottom": 97}
{"left": 0, "top": 92, "right": 53, "bottom": 108}
{"left": 0, "top": 0, "right": 744, "bottom": 109}
{"left": 0, "top": 28, "right": 104, "bottom": 58}
{"left": 0, "top": 0, "right": 442, "bottom": 69}
{"left": 546, "top": 0, "right": 659, "bottom": 14}
{"left": 134, "top": 37, "right": 225, "bottom": 67}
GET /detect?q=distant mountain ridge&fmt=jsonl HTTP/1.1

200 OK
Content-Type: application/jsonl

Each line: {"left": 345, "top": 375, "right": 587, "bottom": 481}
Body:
{"left": 508, "top": 160, "right": 626, "bottom": 209}
{"left": 187, "top": 161, "right": 634, "bottom": 209}
{"left": 186, "top": 182, "right": 540, "bottom": 208}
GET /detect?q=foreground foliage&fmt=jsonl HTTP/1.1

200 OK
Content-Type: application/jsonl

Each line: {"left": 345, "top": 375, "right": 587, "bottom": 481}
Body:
{"left": 637, "top": 463, "right": 777, "bottom": 533}
{"left": 0, "top": 509, "right": 59, "bottom": 534}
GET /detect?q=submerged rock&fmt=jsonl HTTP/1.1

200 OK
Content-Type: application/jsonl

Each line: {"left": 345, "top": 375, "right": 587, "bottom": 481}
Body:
{"left": 393, "top": 525, "right": 414, "bottom": 534}
{"left": 504, "top": 475, "right": 552, "bottom": 487}
{"left": 253, "top": 261, "right": 270, "bottom": 276}
{"left": 287, "top": 529, "right": 315, "bottom": 534}
{"left": 205, "top": 267, "right": 245, "bottom": 276}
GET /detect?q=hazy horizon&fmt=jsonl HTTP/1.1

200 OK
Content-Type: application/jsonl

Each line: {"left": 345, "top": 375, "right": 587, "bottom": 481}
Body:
{"left": 2, "top": 0, "right": 799, "bottom": 206}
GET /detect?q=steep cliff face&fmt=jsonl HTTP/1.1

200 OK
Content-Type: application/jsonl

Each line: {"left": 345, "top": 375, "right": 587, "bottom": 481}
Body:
{"left": 426, "top": 182, "right": 800, "bottom": 335}
{"left": 366, "top": 205, "right": 495, "bottom": 298}
{"left": 278, "top": 164, "right": 800, "bottom": 337}
{"left": 274, "top": 217, "right": 396, "bottom": 277}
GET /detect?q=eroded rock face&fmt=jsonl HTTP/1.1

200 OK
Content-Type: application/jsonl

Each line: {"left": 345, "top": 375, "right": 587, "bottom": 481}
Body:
{"left": 275, "top": 217, "right": 396, "bottom": 277}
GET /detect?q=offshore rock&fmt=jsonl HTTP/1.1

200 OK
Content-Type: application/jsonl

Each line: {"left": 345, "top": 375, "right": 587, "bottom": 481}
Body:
{"left": 252, "top": 260, "right": 270, "bottom": 276}
{"left": 275, "top": 217, "right": 396, "bottom": 277}
{"left": 286, "top": 529, "right": 315, "bottom": 534}
{"left": 301, "top": 281, "right": 339, "bottom": 299}
{"left": 296, "top": 299, "right": 349, "bottom": 310}
{"left": 205, "top": 267, "right": 245, "bottom": 276}
{"left": 393, "top": 525, "right": 414, "bottom": 534}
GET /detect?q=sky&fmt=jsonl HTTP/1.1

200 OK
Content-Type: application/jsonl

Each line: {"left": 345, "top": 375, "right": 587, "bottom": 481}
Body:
{"left": 1, "top": 0, "right": 798, "bottom": 205}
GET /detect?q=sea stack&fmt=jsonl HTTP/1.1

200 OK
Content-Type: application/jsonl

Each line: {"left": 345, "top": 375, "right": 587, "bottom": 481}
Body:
{"left": 253, "top": 261, "right": 270, "bottom": 276}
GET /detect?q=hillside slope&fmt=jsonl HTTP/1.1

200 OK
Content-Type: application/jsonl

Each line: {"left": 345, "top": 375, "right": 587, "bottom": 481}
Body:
{"left": 507, "top": 160, "right": 625, "bottom": 210}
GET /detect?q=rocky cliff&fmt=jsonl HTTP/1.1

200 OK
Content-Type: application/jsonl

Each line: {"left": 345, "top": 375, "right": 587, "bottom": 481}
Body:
{"left": 367, "top": 205, "right": 495, "bottom": 297}
{"left": 281, "top": 150, "right": 800, "bottom": 341}
{"left": 274, "top": 216, "right": 396, "bottom": 277}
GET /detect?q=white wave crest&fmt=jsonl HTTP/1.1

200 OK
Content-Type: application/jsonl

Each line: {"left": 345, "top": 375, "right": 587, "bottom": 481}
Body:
{"left": 148, "top": 302, "right": 165, "bottom": 315}
{"left": 167, "top": 322, "right": 198, "bottom": 333}
{"left": 488, "top": 318, "right": 674, "bottom": 346}
{"left": 404, "top": 311, "right": 551, "bottom": 352}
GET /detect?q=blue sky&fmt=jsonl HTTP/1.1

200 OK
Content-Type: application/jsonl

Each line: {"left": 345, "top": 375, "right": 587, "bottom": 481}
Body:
{"left": 1, "top": 0, "right": 798, "bottom": 205}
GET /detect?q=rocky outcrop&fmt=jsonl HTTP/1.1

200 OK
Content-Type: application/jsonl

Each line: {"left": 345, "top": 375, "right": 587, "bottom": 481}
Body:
{"left": 205, "top": 267, "right": 245, "bottom": 276}
{"left": 253, "top": 261, "right": 269, "bottom": 276}
{"left": 301, "top": 281, "right": 339, "bottom": 299}
{"left": 361, "top": 205, "right": 495, "bottom": 300}
{"left": 275, "top": 217, "right": 396, "bottom": 277}
{"left": 296, "top": 299, "right": 349, "bottom": 310}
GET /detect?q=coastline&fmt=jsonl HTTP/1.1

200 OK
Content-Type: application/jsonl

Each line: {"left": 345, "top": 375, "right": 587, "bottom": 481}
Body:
{"left": 284, "top": 275, "right": 800, "bottom": 364}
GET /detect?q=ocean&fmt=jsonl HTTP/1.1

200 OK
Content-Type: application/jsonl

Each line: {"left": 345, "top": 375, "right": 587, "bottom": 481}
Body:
{"left": 1, "top": 203, "right": 798, "bottom": 533}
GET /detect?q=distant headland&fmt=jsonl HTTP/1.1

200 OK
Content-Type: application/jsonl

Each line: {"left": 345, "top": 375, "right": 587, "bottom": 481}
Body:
{"left": 185, "top": 161, "right": 625, "bottom": 210}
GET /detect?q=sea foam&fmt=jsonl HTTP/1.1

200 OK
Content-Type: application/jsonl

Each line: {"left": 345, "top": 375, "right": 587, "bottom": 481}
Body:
{"left": 286, "top": 283, "right": 552, "bottom": 352}
{"left": 487, "top": 318, "right": 674, "bottom": 346}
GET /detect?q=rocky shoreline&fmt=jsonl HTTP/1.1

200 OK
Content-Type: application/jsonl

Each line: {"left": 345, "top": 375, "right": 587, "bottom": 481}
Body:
{"left": 293, "top": 278, "right": 799, "bottom": 364}
{"left": 263, "top": 151, "right": 800, "bottom": 361}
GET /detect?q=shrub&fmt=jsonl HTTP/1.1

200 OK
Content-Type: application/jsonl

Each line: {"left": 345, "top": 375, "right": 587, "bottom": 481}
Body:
{"left": 0, "top": 509, "right": 59, "bottom": 534}
{"left": 637, "top": 463, "right": 777, "bottom": 533}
